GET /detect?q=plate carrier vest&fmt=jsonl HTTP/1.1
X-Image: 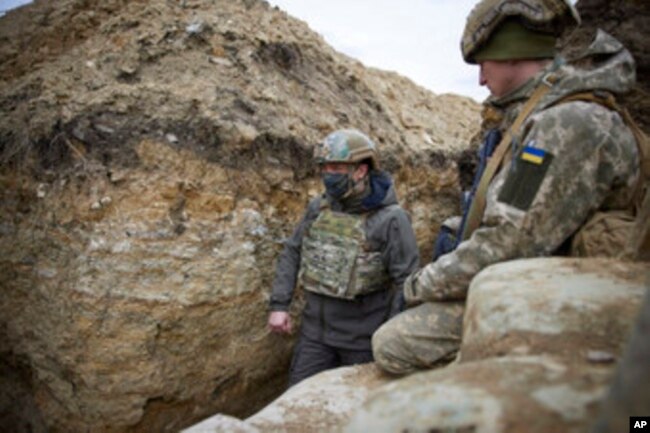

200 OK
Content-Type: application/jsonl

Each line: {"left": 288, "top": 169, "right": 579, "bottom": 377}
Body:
{"left": 298, "top": 201, "right": 391, "bottom": 299}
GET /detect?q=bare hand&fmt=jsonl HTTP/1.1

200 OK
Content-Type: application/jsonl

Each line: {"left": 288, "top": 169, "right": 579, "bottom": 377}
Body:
{"left": 268, "top": 311, "right": 292, "bottom": 334}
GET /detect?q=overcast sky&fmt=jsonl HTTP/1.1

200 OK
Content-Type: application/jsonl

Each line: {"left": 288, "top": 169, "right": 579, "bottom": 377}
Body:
{"left": 268, "top": 0, "right": 489, "bottom": 102}
{"left": 0, "top": 0, "right": 492, "bottom": 100}
{"left": 0, "top": 0, "right": 26, "bottom": 15}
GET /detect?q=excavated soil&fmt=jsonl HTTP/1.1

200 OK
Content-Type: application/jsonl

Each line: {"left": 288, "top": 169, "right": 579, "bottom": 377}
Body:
{"left": 0, "top": 0, "right": 648, "bottom": 432}
{"left": 0, "top": 1, "right": 480, "bottom": 432}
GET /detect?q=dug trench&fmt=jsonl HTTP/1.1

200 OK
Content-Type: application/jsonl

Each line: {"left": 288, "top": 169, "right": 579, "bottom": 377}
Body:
{"left": 2, "top": 0, "right": 647, "bottom": 432}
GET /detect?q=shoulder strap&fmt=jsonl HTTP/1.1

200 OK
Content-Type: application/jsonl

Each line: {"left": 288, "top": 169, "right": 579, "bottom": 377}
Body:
{"left": 460, "top": 75, "right": 557, "bottom": 241}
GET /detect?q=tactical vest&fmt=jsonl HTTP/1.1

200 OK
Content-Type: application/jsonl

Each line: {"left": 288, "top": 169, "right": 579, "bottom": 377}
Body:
{"left": 298, "top": 204, "right": 390, "bottom": 300}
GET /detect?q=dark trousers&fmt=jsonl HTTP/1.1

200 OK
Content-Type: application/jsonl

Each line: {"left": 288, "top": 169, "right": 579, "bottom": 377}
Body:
{"left": 288, "top": 335, "right": 374, "bottom": 387}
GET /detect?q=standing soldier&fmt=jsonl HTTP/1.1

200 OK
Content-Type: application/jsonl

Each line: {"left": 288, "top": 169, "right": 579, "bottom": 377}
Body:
{"left": 268, "top": 129, "right": 419, "bottom": 386}
{"left": 372, "top": 0, "right": 647, "bottom": 375}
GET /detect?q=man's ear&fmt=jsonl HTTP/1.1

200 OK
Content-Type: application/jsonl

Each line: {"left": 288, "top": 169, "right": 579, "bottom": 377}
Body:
{"left": 353, "top": 163, "right": 369, "bottom": 181}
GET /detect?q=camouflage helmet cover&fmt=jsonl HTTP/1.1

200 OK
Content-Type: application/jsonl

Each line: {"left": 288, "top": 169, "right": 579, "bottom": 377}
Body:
{"left": 314, "top": 129, "right": 380, "bottom": 169}
{"left": 461, "top": 0, "right": 581, "bottom": 64}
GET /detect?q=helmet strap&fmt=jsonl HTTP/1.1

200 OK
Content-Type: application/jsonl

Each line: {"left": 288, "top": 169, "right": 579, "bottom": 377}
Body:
{"left": 343, "top": 164, "right": 370, "bottom": 200}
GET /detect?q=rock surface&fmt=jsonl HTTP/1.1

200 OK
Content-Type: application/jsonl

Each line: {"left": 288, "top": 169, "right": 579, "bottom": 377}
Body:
{"left": 0, "top": 1, "right": 480, "bottom": 432}
{"left": 460, "top": 259, "right": 645, "bottom": 363}
{"left": 2, "top": 0, "right": 649, "bottom": 432}
{"left": 345, "top": 258, "right": 649, "bottom": 433}
{"left": 226, "top": 255, "right": 648, "bottom": 433}
{"left": 182, "top": 364, "right": 390, "bottom": 433}
{"left": 185, "top": 258, "right": 649, "bottom": 433}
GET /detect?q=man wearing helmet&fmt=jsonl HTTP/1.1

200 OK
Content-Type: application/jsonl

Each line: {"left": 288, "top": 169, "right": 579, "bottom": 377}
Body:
{"left": 372, "top": 0, "right": 644, "bottom": 375}
{"left": 268, "top": 129, "right": 419, "bottom": 386}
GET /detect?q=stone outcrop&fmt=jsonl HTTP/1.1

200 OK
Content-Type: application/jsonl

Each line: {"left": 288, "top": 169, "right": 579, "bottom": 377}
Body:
{"left": 344, "top": 259, "right": 648, "bottom": 433}
{"left": 188, "top": 258, "right": 647, "bottom": 432}
{"left": 183, "top": 364, "right": 390, "bottom": 433}
{"left": 0, "top": 1, "right": 480, "bottom": 432}
{"left": 2, "top": 0, "right": 649, "bottom": 431}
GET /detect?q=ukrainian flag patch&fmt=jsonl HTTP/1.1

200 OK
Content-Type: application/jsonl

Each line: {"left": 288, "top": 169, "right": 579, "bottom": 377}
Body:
{"left": 521, "top": 146, "right": 546, "bottom": 165}
{"left": 498, "top": 144, "right": 554, "bottom": 211}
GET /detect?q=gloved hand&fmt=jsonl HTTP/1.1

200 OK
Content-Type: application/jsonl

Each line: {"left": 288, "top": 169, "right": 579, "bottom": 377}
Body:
{"left": 268, "top": 311, "right": 292, "bottom": 334}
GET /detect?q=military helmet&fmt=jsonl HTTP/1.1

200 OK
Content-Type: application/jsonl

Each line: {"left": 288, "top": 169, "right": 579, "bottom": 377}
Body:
{"left": 314, "top": 129, "right": 380, "bottom": 170}
{"left": 461, "top": 0, "right": 581, "bottom": 64}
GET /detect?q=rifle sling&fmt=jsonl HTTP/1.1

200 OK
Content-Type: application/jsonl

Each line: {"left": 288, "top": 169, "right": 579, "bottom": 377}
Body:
{"left": 460, "top": 75, "right": 557, "bottom": 241}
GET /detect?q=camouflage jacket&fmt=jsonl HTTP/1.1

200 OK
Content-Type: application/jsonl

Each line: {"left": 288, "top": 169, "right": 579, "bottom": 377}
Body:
{"left": 405, "top": 31, "right": 640, "bottom": 304}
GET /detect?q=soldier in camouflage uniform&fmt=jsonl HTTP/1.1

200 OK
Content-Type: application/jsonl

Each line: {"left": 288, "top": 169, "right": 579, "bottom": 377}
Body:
{"left": 268, "top": 129, "right": 419, "bottom": 386}
{"left": 372, "top": 0, "right": 641, "bottom": 375}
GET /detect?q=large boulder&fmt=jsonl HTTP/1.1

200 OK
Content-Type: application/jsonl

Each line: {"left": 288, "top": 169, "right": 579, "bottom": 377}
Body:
{"left": 460, "top": 258, "right": 645, "bottom": 362}
{"left": 345, "top": 356, "right": 612, "bottom": 433}
{"left": 0, "top": 0, "right": 479, "bottom": 432}
{"left": 343, "top": 258, "right": 648, "bottom": 433}
{"left": 183, "top": 258, "right": 648, "bottom": 433}
{"left": 182, "top": 364, "right": 390, "bottom": 433}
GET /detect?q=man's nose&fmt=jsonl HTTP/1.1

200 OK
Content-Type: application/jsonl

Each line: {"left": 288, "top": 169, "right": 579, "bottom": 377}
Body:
{"left": 479, "top": 65, "right": 487, "bottom": 86}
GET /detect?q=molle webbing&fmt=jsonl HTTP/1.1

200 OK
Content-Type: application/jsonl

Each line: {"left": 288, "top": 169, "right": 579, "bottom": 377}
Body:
{"left": 299, "top": 208, "right": 389, "bottom": 299}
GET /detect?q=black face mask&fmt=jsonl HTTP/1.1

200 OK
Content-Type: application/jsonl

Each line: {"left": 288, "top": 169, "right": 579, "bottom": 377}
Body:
{"left": 322, "top": 172, "right": 351, "bottom": 199}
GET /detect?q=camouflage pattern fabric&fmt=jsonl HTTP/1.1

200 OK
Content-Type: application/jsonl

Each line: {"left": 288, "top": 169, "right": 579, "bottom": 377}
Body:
{"left": 314, "top": 129, "right": 380, "bottom": 169}
{"left": 461, "top": 0, "right": 580, "bottom": 64}
{"left": 299, "top": 209, "right": 390, "bottom": 299}
{"left": 269, "top": 172, "right": 419, "bottom": 316}
{"left": 402, "top": 31, "right": 639, "bottom": 305}
{"left": 372, "top": 302, "right": 464, "bottom": 375}
{"left": 373, "top": 32, "right": 640, "bottom": 373}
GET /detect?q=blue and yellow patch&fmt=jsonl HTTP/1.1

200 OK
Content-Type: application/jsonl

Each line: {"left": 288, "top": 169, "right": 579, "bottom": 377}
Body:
{"left": 520, "top": 146, "right": 546, "bottom": 165}
{"left": 498, "top": 144, "right": 554, "bottom": 211}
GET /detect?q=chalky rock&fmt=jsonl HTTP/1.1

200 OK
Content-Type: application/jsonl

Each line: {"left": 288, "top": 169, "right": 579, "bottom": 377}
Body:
{"left": 461, "top": 258, "right": 647, "bottom": 362}
{"left": 343, "top": 258, "right": 648, "bottom": 433}
{"left": 0, "top": 0, "right": 480, "bottom": 431}
{"left": 345, "top": 355, "right": 611, "bottom": 433}
{"left": 183, "top": 364, "right": 390, "bottom": 433}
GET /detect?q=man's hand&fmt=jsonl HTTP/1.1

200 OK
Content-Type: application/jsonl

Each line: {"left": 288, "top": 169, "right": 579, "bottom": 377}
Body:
{"left": 403, "top": 269, "right": 423, "bottom": 307}
{"left": 268, "top": 311, "right": 292, "bottom": 334}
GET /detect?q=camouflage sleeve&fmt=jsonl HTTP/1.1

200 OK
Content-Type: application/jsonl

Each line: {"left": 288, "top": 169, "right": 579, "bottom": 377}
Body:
{"left": 269, "top": 197, "right": 321, "bottom": 311}
{"left": 404, "top": 102, "right": 638, "bottom": 304}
